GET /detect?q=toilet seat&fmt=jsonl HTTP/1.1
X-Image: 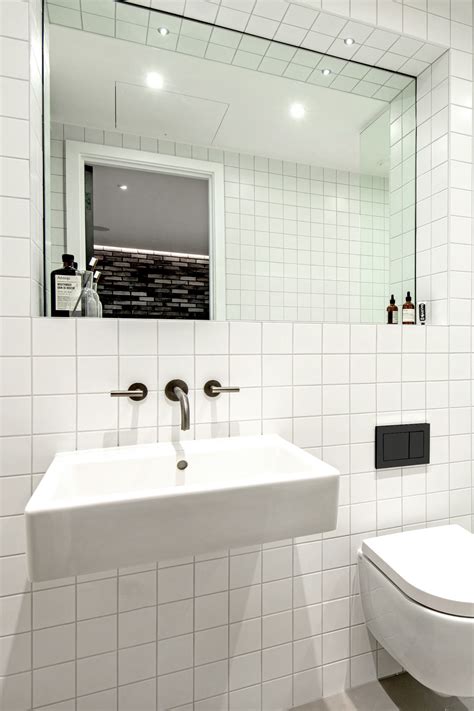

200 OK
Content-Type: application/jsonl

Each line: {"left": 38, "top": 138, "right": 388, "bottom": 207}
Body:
{"left": 361, "top": 525, "right": 474, "bottom": 617}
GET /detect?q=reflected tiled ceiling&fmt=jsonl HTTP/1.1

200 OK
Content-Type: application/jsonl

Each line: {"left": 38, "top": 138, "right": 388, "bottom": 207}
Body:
{"left": 45, "top": 0, "right": 430, "bottom": 102}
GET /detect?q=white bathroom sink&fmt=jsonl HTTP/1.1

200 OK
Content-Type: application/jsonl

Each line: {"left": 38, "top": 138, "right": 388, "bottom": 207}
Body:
{"left": 25, "top": 434, "right": 339, "bottom": 581}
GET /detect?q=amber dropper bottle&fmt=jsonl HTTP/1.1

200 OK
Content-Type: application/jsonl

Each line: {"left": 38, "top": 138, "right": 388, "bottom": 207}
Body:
{"left": 386, "top": 295, "right": 398, "bottom": 324}
{"left": 402, "top": 291, "right": 415, "bottom": 324}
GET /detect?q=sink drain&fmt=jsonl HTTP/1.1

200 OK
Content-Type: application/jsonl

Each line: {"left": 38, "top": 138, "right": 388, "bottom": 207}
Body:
{"left": 176, "top": 460, "right": 188, "bottom": 470}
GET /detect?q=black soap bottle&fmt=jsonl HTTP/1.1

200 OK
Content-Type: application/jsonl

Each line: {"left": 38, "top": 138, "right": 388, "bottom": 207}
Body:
{"left": 50, "top": 253, "right": 82, "bottom": 317}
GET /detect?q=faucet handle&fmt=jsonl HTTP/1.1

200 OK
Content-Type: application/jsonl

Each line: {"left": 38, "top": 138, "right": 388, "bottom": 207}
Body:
{"left": 110, "top": 383, "right": 148, "bottom": 401}
{"left": 204, "top": 380, "right": 240, "bottom": 398}
{"left": 165, "top": 379, "right": 189, "bottom": 401}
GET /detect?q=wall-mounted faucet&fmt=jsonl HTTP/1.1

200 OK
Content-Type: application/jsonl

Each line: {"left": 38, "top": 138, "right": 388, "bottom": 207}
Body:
{"left": 164, "top": 379, "right": 240, "bottom": 431}
{"left": 165, "top": 380, "right": 190, "bottom": 431}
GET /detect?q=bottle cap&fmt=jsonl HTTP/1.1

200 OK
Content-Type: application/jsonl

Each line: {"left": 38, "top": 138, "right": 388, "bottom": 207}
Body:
{"left": 390, "top": 294, "right": 395, "bottom": 305}
{"left": 62, "top": 253, "right": 74, "bottom": 262}
{"left": 406, "top": 291, "right": 412, "bottom": 302}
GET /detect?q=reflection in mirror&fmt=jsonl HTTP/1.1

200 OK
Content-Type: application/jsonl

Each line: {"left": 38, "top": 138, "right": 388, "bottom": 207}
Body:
{"left": 44, "top": 1, "right": 416, "bottom": 323}
{"left": 86, "top": 165, "right": 210, "bottom": 319}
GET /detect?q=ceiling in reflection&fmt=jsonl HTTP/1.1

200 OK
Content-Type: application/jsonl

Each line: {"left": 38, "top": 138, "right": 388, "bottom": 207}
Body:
{"left": 50, "top": 23, "right": 395, "bottom": 172}
{"left": 46, "top": 0, "right": 415, "bottom": 102}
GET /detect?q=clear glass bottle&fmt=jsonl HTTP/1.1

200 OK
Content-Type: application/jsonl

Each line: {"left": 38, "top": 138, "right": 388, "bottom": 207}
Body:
{"left": 92, "top": 271, "right": 103, "bottom": 318}
{"left": 81, "top": 271, "right": 99, "bottom": 317}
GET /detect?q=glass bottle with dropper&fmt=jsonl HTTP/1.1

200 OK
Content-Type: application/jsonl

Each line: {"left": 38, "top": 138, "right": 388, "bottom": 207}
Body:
{"left": 402, "top": 291, "right": 415, "bottom": 325}
{"left": 386, "top": 295, "right": 398, "bottom": 324}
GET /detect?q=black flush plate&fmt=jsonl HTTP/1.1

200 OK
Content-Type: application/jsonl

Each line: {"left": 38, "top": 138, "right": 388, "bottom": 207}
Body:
{"left": 375, "top": 423, "right": 430, "bottom": 469}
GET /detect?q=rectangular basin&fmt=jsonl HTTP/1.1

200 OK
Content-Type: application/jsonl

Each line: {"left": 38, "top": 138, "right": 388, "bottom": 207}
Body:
{"left": 25, "top": 434, "right": 339, "bottom": 581}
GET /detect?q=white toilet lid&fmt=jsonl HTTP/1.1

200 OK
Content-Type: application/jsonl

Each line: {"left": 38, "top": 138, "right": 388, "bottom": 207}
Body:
{"left": 361, "top": 525, "right": 474, "bottom": 617}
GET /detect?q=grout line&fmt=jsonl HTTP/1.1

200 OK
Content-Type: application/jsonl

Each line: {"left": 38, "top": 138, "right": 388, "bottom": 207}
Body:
{"left": 192, "top": 547, "right": 196, "bottom": 710}
{"left": 114, "top": 552, "right": 119, "bottom": 707}
{"left": 28, "top": 310, "right": 34, "bottom": 708}
{"left": 347, "top": 322, "right": 354, "bottom": 687}
{"left": 155, "top": 533, "right": 159, "bottom": 710}
{"left": 73, "top": 315, "right": 79, "bottom": 706}
{"left": 226, "top": 536, "right": 231, "bottom": 710}
{"left": 259, "top": 530, "right": 263, "bottom": 709}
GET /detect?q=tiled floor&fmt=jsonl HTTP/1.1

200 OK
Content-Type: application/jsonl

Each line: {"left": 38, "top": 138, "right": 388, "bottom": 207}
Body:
{"left": 294, "top": 673, "right": 474, "bottom": 711}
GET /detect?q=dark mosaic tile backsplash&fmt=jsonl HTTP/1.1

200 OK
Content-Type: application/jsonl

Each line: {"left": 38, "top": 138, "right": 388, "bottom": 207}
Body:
{"left": 95, "top": 246, "right": 210, "bottom": 319}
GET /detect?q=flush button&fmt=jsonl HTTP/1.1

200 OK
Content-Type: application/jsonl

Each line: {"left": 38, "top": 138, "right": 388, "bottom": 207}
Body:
{"left": 409, "top": 431, "right": 424, "bottom": 459}
{"left": 376, "top": 423, "right": 430, "bottom": 469}
{"left": 383, "top": 432, "right": 409, "bottom": 461}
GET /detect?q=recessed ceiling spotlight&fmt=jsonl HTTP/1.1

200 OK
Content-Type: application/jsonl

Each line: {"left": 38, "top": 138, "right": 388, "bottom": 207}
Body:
{"left": 118, "top": 184, "right": 128, "bottom": 191}
{"left": 344, "top": 37, "right": 355, "bottom": 45}
{"left": 158, "top": 26, "right": 169, "bottom": 36}
{"left": 290, "top": 102, "right": 305, "bottom": 119}
{"left": 321, "top": 68, "right": 331, "bottom": 76}
{"left": 146, "top": 71, "right": 164, "bottom": 89}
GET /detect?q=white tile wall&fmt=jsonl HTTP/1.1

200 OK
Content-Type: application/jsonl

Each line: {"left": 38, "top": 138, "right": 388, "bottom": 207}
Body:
{"left": 47, "top": 122, "right": 390, "bottom": 324}
{"left": 0, "top": 317, "right": 472, "bottom": 710}
{"left": 0, "top": 0, "right": 44, "bottom": 319}
{"left": 0, "top": 0, "right": 472, "bottom": 709}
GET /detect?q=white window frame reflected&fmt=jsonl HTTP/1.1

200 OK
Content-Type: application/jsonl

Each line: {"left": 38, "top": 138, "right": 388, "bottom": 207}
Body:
{"left": 65, "top": 140, "right": 226, "bottom": 320}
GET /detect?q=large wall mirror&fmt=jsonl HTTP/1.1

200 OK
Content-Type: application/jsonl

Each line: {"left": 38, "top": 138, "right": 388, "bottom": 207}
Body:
{"left": 44, "top": 0, "right": 416, "bottom": 323}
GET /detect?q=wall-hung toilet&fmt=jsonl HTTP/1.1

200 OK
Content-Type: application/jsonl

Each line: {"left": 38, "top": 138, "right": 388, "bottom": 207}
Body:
{"left": 358, "top": 525, "right": 474, "bottom": 698}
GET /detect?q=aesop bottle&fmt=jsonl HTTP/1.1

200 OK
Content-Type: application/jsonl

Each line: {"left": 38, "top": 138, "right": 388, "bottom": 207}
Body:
{"left": 50, "top": 254, "right": 82, "bottom": 317}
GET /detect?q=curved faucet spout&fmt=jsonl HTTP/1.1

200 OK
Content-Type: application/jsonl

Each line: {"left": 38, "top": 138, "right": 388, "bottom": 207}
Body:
{"left": 173, "top": 386, "right": 190, "bottom": 431}
{"left": 164, "top": 380, "right": 191, "bottom": 432}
